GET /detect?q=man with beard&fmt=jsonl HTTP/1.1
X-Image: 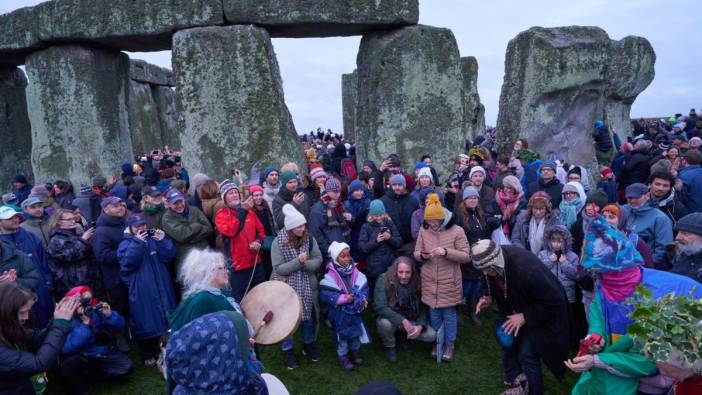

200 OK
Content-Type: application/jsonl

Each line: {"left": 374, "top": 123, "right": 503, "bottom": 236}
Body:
{"left": 671, "top": 213, "right": 702, "bottom": 282}
{"left": 647, "top": 172, "right": 688, "bottom": 224}
{"left": 374, "top": 257, "right": 435, "bottom": 363}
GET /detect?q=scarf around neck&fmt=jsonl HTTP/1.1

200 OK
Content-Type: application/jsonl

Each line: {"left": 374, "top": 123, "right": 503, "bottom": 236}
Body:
{"left": 559, "top": 197, "right": 582, "bottom": 229}
{"left": 528, "top": 216, "right": 546, "bottom": 255}
{"left": 598, "top": 267, "right": 642, "bottom": 301}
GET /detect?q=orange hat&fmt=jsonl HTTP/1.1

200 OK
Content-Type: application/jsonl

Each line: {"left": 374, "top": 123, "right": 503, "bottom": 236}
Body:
{"left": 423, "top": 193, "right": 445, "bottom": 221}
{"left": 601, "top": 204, "right": 620, "bottom": 219}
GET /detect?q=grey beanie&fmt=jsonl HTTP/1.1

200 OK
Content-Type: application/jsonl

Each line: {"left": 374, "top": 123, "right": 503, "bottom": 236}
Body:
{"left": 462, "top": 186, "right": 480, "bottom": 200}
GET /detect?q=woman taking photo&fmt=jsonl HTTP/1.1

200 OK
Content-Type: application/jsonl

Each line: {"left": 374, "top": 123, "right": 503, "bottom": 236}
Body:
{"left": 271, "top": 204, "right": 323, "bottom": 369}
{"left": 0, "top": 282, "right": 79, "bottom": 395}
{"left": 46, "top": 209, "right": 97, "bottom": 298}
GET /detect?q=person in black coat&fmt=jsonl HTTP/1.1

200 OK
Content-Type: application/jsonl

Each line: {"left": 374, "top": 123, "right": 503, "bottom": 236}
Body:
{"left": 526, "top": 160, "right": 563, "bottom": 207}
{"left": 380, "top": 175, "right": 420, "bottom": 250}
{"left": 0, "top": 282, "right": 80, "bottom": 395}
{"left": 618, "top": 141, "right": 651, "bottom": 190}
{"left": 471, "top": 240, "right": 571, "bottom": 395}
{"left": 358, "top": 200, "right": 402, "bottom": 297}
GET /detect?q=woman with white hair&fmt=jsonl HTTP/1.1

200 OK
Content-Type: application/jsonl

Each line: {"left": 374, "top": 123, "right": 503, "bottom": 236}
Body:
{"left": 167, "top": 248, "right": 242, "bottom": 333}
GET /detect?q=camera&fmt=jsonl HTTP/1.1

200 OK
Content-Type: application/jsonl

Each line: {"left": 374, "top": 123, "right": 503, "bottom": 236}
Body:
{"left": 146, "top": 229, "right": 156, "bottom": 237}
{"left": 379, "top": 226, "right": 390, "bottom": 234}
{"left": 80, "top": 297, "right": 104, "bottom": 316}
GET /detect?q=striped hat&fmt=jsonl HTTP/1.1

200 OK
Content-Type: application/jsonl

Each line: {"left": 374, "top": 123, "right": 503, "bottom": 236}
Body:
{"left": 471, "top": 240, "right": 504, "bottom": 270}
{"left": 310, "top": 167, "right": 327, "bottom": 182}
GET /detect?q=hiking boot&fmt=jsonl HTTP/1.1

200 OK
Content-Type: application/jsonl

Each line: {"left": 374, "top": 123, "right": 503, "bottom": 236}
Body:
{"left": 384, "top": 347, "right": 397, "bottom": 363}
{"left": 442, "top": 342, "right": 455, "bottom": 362}
{"left": 302, "top": 343, "right": 320, "bottom": 362}
{"left": 431, "top": 344, "right": 437, "bottom": 359}
{"left": 350, "top": 350, "right": 363, "bottom": 366}
{"left": 338, "top": 354, "right": 354, "bottom": 371}
{"left": 283, "top": 350, "right": 299, "bottom": 370}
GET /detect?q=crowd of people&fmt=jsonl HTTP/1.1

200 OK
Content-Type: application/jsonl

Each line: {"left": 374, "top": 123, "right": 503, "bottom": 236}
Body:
{"left": 1, "top": 111, "right": 701, "bottom": 395}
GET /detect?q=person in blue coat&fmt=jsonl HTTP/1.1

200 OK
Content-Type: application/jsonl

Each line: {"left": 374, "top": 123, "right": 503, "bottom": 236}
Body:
{"left": 0, "top": 206, "right": 54, "bottom": 329}
{"left": 678, "top": 150, "right": 702, "bottom": 213}
{"left": 118, "top": 213, "right": 177, "bottom": 366}
{"left": 58, "top": 285, "right": 133, "bottom": 394}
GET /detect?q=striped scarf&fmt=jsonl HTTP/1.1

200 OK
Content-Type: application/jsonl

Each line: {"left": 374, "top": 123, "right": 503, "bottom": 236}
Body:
{"left": 275, "top": 231, "right": 314, "bottom": 320}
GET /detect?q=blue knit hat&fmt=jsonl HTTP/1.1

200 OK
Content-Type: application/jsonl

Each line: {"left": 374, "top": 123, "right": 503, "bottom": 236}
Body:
{"left": 348, "top": 180, "right": 363, "bottom": 193}
{"left": 368, "top": 199, "right": 386, "bottom": 216}
{"left": 263, "top": 166, "right": 278, "bottom": 179}
{"left": 415, "top": 162, "right": 427, "bottom": 170}
{"left": 540, "top": 160, "right": 557, "bottom": 171}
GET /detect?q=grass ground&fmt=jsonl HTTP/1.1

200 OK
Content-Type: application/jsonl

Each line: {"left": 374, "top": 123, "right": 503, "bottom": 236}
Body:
{"left": 50, "top": 309, "right": 578, "bottom": 394}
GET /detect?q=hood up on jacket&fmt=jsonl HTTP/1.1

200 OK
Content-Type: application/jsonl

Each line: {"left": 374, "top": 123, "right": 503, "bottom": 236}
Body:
{"left": 542, "top": 224, "right": 573, "bottom": 253}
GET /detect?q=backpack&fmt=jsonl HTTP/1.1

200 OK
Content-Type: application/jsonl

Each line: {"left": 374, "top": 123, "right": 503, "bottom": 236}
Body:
{"left": 340, "top": 158, "right": 357, "bottom": 182}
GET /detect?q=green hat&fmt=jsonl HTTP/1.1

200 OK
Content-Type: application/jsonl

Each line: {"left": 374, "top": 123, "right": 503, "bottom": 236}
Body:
{"left": 280, "top": 171, "right": 297, "bottom": 185}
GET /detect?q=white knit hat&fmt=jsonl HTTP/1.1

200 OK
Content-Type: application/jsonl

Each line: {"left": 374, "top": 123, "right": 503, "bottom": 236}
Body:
{"left": 282, "top": 204, "right": 306, "bottom": 230}
{"left": 469, "top": 165, "right": 486, "bottom": 179}
{"left": 328, "top": 241, "right": 350, "bottom": 262}
{"left": 417, "top": 167, "right": 432, "bottom": 179}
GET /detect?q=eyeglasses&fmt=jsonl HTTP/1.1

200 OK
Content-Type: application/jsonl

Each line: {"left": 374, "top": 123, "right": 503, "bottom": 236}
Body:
{"left": 59, "top": 217, "right": 79, "bottom": 222}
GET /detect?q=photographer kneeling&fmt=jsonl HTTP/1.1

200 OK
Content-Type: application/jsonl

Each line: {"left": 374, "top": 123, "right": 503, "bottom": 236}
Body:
{"left": 58, "top": 286, "right": 133, "bottom": 394}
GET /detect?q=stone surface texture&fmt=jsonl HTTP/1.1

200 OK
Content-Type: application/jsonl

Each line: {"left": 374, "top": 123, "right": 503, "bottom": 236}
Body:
{"left": 342, "top": 70, "right": 357, "bottom": 140}
{"left": 129, "top": 59, "right": 175, "bottom": 86}
{"left": 0, "top": 67, "right": 34, "bottom": 186}
{"left": 495, "top": 26, "right": 655, "bottom": 165}
{"left": 152, "top": 86, "right": 180, "bottom": 148}
{"left": 461, "top": 56, "right": 485, "bottom": 141}
{"left": 26, "top": 45, "right": 133, "bottom": 186}
{"left": 354, "top": 24, "right": 468, "bottom": 178}
{"left": 223, "top": 0, "right": 418, "bottom": 37}
{"left": 0, "top": 0, "right": 418, "bottom": 65}
{"left": 173, "top": 25, "right": 303, "bottom": 181}
{"left": 127, "top": 80, "right": 163, "bottom": 155}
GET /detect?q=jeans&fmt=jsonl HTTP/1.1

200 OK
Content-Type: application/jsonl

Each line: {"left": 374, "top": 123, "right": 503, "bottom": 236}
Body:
{"left": 376, "top": 317, "right": 436, "bottom": 348}
{"left": 229, "top": 264, "right": 265, "bottom": 302}
{"left": 337, "top": 337, "right": 361, "bottom": 356}
{"left": 429, "top": 307, "right": 457, "bottom": 342}
{"left": 502, "top": 333, "right": 544, "bottom": 395}
{"left": 462, "top": 279, "right": 481, "bottom": 299}
{"left": 281, "top": 309, "right": 316, "bottom": 351}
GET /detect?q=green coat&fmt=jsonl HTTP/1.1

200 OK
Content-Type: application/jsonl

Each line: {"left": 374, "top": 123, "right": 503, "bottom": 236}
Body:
{"left": 20, "top": 217, "right": 52, "bottom": 247}
{"left": 168, "top": 290, "right": 236, "bottom": 333}
{"left": 161, "top": 207, "right": 213, "bottom": 269}
{"left": 270, "top": 235, "right": 322, "bottom": 338}
{"left": 572, "top": 289, "right": 657, "bottom": 395}
{"left": 373, "top": 274, "right": 428, "bottom": 329}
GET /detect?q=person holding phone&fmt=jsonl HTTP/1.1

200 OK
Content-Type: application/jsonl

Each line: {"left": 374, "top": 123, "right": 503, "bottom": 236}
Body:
{"left": 272, "top": 171, "right": 310, "bottom": 231}
{"left": 358, "top": 200, "right": 402, "bottom": 298}
{"left": 47, "top": 209, "right": 98, "bottom": 298}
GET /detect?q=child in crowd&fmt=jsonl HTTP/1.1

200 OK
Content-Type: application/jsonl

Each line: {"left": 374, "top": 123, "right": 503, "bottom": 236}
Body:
{"left": 596, "top": 167, "right": 618, "bottom": 204}
{"left": 319, "top": 242, "right": 369, "bottom": 371}
{"left": 537, "top": 225, "right": 579, "bottom": 308}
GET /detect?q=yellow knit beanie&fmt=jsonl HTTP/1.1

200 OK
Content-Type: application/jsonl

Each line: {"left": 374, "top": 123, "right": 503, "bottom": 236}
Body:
{"left": 423, "top": 193, "right": 445, "bottom": 221}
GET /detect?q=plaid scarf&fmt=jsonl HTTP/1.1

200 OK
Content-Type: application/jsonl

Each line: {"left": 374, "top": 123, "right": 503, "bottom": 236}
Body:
{"left": 276, "top": 231, "right": 314, "bottom": 320}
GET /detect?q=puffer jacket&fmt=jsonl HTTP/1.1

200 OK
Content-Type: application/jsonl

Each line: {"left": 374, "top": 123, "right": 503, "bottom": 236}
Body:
{"left": 413, "top": 212, "right": 471, "bottom": 308}
{"left": 47, "top": 228, "right": 97, "bottom": 297}
{"left": 622, "top": 203, "right": 673, "bottom": 269}
{"left": 510, "top": 211, "right": 562, "bottom": 253}
{"left": 161, "top": 206, "right": 213, "bottom": 268}
{"left": 0, "top": 239, "right": 40, "bottom": 291}
{"left": 358, "top": 219, "right": 402, "bottom": 278}
{"left": 214, "top": 207, "right": 265, "bottom": 271}
{"left": 536, "top": 225, "right": 579, "bottom": 303}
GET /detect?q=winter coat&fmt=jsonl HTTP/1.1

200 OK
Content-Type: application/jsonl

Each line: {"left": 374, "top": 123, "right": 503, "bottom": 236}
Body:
{"left": 671, "top": 250, "right": 702, "bottom": 283}
{"left": 454, "top": 208, "right": 499, "bottom": 281}
{"left": 161, "top": 206, "right": 213, "bottom": 268}
{"left": 262, "top": 183, "right": 280, "bottom": 211}
{"left": 373, "top": 274, "right": 428, "bottom": 329}
{"left": 91, "top": 213, "right": 126, "bottom": 290}
{"left": 521, "top": 160, "right": 542, "bottom": 193}
{"left": 619, "top": 150, "right": 650, "bottom": 189}
{"left": 678, "top": 164, "right": 702, "bottom": 213}
{"left": 0, "top": 319, "right": 71, "bottom": 395}
{"left": 651, "top": 189, "right": 688, "bottom": 224}
{"left": 622, "top": 203, "right": 673, "bottom": 268}
{"left": 47, "top": 228, "right": 97, "bottom": 297}
{"left": 413, "top": 213, "right": 471, "bottom": 308}
{"left": 410, "top": 208, "right": 424, "bottom": 240}
{"left": 319, "top": 263, "right": 369, "bottom": 341}
{"left": 71, "top": 192, "right": 103, "bottom": 225}
{"left": 0, "top": 229, "right": 54, "bottom": 329}
{"left": 13, "top": 183, "right": 33, "bottom": 205}
{"left": 526, "top": 177, "right": 564, "bottom": 207}
{"left": 308, "top": 201, "right": 350, "bottom": 258}
{"left": 593, "top": 125, "right": 613, "bottom": 153}
{"left": 596, "top": 180, "right": 618, "bottom": 204}
{"left": 485, "top": 245, "right": 571, "bottom": 381}
{"left": 344, "top": 195, "right": 371, "bottom": 262}
{"left": 510, "top": 212, "right": 561, "bottom": 252}
{"left": 62, "top": 310, "right": 125, "bottom": 357}
{"left": 167, "top": 290, "right": 238, "bottom": 334}
{"left": 492, "top": 170, "right": 513, "bottom": 192}
{"left": 143, "top": 206, "right": 165, "bottom": 230}
{"left": 0, "top": 239, "right": 39, "bottom": 291}
{"left": 214, "top": 207, "right": 265, "bottom": 272}
{"left": 118, "top": 234, "right": 177, "bottom": 340}
{"left": 200, "top": 198, "right": 224, "bottom": 224}
{"left": 20, "top": 214, "right": 52, "bottom": 247}
{"left": 380, "top": 189, "right": 420, "bottom": 244}
{"left": 271, "top": 187, "right": 311, "bottom": 230}
{"left": 54, "top": 192, "right": 75, "bottom": 209}
{"left": 536, "top": 226, "right": 579, "bottom": 303}
{"left": 358, "top": 219, "right": 403, "bottom": 278}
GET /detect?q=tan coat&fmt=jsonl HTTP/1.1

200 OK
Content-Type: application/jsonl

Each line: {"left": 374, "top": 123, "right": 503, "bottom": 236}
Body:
{"left": 414, "top": 224, "right": 471, "bottom": 308}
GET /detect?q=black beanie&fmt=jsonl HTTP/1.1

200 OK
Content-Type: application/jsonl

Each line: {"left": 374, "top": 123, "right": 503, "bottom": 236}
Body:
{"left": 674, "top": 213, "right": 702, "bottom": 236}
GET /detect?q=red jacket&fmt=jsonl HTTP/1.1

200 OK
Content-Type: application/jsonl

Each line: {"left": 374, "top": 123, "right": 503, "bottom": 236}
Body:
{"left": 214, "top": 207, "right": 265, "bottom": 271}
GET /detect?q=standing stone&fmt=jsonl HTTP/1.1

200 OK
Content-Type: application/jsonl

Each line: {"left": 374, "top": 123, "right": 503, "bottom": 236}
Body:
{"left": 0, "top": 67, "right": 33, "bottom": 187}
{"left": 174, "top": 25, "right": 303, "bottom": 180}
{"left": 461, "top": 56, "right": 485, "bottom": 141}
{"left": 152, "top": 86, "right": 180, "bottom": 148}
{"left": 342, "top": 70, "right": 357, "bottom": 141}
{"left": 495, "top": 26, "right": 655, "bottom": 165}
{"left": 355, "top": 24, "right": 466, "bottom": 178}
{"left": 26, "top": 45, "right": 133, "bottom": 186}
{"left": 127, "top": 80, "right": 163, "bottom": 155}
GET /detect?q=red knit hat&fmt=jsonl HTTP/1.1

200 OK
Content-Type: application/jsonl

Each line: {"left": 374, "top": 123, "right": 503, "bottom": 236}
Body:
{"left": 249, "top": 185, "right": 264, "bottom": 195}
{"left": 600, "top": 167, "right": 613, "bottom": 178}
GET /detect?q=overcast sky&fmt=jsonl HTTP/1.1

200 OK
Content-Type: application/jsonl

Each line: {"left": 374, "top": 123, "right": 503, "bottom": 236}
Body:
{"left": 3, "top": 0, "right": 700, "bottom": 134}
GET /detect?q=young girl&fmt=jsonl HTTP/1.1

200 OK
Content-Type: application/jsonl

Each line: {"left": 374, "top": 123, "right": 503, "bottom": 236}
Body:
{"left": 358, "top": 200, "right": 402, "bottom": 297}
{"left": 319, "top": 242, "right": 369, "bottom": 371}
{"left": 537, "top": 225, "right": 579, "bottom": 306}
